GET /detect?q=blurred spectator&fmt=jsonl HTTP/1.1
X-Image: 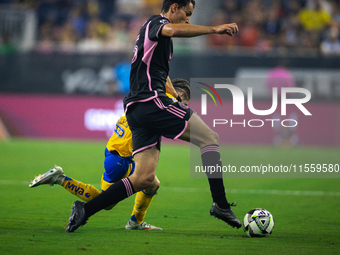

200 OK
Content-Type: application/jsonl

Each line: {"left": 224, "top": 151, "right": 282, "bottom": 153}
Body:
{"left": 207, "top": 10, "right": 237, "bottom": 49}
{"left": 36, "top": 0, "right": 72, "bottom": 27}
{"left": 114, "top": 60, "right": 131, "bottom": 94}
{"left": 107, "top": 60, "right": 131, "bottom": 95}
{"left": 104, "top": 18, "right": 131, "bottom": 52}
{"left": 281, "top": 14, "right": 301, "bottom": 48}
{"left": 239, "top": 17, "right": 260, "bottom": 48}
{"left": 94, "top": 17, "right": 111, "bottom": 39}
{"left": 116, "top": 0, "right": 143, "bottom": 15}
{"left": 320, "top": 25, "right": 340, "bottom": 56}
{"left": 2, "top": 0, "right": 340, "bottom": 56}
{"left": 97, "top": 0, "right": 116, "bottom": 23}
{"left": 68, "top": 4, "right": 89, "bottom": 38}
{"left": 333, "top": 2, "right": 340, "bottom": 24}
{"left": 220, "top": 0, "right": 239, "bottom": 21}
{"left": 77, "top": 17, "right": 104, "bottom": 53}
{"left": 57, "top": 22, "right": 78, "bottom": 53}
{"left": 298, "top": 0, "right": 331, "bottom": 32}
{"left": 263, "top": 4, "right": 281, "bottom": 35}
{"left": 142, "top": 0, "right": 162, "bottom": 15}
{"left": 204, "top": 0, "right": 340, "bottom": 55}
{"left": 257, "top": 31, "right": 274, "bottom": 52}
{"left": 34, "top": 18, "right": 56, "bottom": 54}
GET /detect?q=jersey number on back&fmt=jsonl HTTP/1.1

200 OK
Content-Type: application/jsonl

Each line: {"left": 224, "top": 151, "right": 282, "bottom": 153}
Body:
{"left": 114, "top": 124, "right": 125, "bottom": 138}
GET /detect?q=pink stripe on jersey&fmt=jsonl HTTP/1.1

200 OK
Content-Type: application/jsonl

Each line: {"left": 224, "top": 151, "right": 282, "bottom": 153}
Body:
{"left": 168, "top": 104, "right": 186, "bottom": 116}
{"left": 125, "top": 91, "right": 159, "bottom": 114}
{"left": 166, "top": 108, "right": 184, "bottom": 119}
{"left": 142, "top": 21, "right": 158, "bottom": 92}
{"left": 174, "top": 120, "right": 188, "bottom": 140}
{"left": 132, "top": 141, "right": 158, "bottom": 156}
{"left": 153, "top": 98, "right": 164, "bottom": 110}
{"left": 153, "top": 98, "right": 186, "bottom": 118}
{"left": 122, "top": 178, "right": 133, "bottom": 197}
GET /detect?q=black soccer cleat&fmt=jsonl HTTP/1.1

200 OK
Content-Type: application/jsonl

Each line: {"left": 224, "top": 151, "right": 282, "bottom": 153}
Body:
{"left": 65, "top": 201, "right": 88, "bottom": 233}
{"left": 210, "top": 202, "right": 242, "bottom": 229}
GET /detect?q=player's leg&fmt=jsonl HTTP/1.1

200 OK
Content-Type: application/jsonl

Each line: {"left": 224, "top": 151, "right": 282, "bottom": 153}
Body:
{"left": 99, "top": 176, "right": 117, "bottom": 210}
{"left": 132, "top": 175, "right": 160, "bottom": 223}
{"left": 100, "top": 149, "right": 136, "bottom": 210}
{"left": 103, "top": 155, "right": 162, "bottom": 230}
{"left": 179, "top": 113, "right": 227, "bottom": 207}
{"left": 178, "top": 113, "right": 218, "bottom": 147}
{"left": 61, "top": 177, "right": 101, "bottom": 202}
{"left": 126, "top": 175, "right": 162, "bottom": 230}
{"left": 128, "top": 146, "right": 159, "bottom": 191}
{"left": 29, "top": 165, "right": 101, "bottom": 202}
{"left": 82, "top": 148, "right": 157, "bottom": 216}
{"left": 66, "top": 143, "right": 160, "bottom": 232}
{"left": 66, "top": 173, "right": 138, "bottom": 232}
{"left": 179, "top": 113, "right": 242, "bottom": 228}
{"left": 100, "top": 155, "right": 135, "bottom": 211}
{"left": 67, "top": 100, "right": 176, "bottom": 232}
{"left": 100, "top": 147, "right": 160, "bottom": 213}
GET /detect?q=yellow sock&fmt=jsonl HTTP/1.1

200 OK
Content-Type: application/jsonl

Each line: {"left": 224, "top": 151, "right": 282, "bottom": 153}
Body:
{"left": 61, "top": 177, "right": 101, "bottom": 202}
{"left": 131, "top": 191, "right": 154, "bottom": 223}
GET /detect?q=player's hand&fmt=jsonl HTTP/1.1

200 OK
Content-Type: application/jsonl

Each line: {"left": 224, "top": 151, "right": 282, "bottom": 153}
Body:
{"left": 214, "top": 23, "right": 239, "bottom": 36}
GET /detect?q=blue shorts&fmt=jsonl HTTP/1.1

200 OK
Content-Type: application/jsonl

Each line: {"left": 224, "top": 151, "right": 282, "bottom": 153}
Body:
{"left": 102, "top": 148, "right": 135, "bottom": 186}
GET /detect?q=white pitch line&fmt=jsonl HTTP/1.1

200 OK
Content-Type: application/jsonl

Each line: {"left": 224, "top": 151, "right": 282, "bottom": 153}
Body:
{"left": 0, "top": 180, "right": 28, "bottom": 185}
{"left": 1, "top": 180, "right": 340, "bottom": 197}
{"left": 161, "top": 187, "right": 340, "bottom": 197}
{"left": 225, "top": 188, "right": 340, "bottom": 197}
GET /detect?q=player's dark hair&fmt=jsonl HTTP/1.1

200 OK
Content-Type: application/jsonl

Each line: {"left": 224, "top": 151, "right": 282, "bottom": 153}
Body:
{"left": 172, "top": 78, "right": 191, "bottom": 101}
{"left": 161, "top": 0, "right": 195, "bottom": 13}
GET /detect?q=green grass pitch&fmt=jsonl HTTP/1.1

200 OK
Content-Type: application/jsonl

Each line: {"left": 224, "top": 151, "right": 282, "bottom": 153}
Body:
{"left": 0, "top": 139, "right": 339, "bottom": 255}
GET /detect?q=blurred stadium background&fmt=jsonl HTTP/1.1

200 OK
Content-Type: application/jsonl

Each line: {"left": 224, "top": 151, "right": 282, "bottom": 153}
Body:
{"left": 0, "top": 0, "right": 339, "bottom": 147}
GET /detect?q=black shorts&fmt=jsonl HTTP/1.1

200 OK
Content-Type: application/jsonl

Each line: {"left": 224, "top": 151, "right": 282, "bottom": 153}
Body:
{"left": 126, "top": 94, "right": 194, "bottom": 156}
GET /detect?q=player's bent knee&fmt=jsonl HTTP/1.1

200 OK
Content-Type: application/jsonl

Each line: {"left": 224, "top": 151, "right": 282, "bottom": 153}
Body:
{"left": 142, "top": 175, "right": 155, "bottom": 189}
{"left": 211, "top": 130, "right": 219, "bottom": 144}
{"left": 130, "top": 174, "right": 155, "bottom": 192}
{"left": 202, "top": 130, "right": 219, "bottom": 147}
{"left": 145, "top": 177, "right": 160, "bottom": 194}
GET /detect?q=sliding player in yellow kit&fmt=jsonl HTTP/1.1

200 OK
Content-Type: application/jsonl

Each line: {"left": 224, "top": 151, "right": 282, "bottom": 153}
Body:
{"left": 29, "top": 78, "right": 191, "bottom": 230}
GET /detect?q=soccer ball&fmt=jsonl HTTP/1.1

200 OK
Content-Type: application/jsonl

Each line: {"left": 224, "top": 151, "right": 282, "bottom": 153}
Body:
{"left": 243, "top": 208, "right": 274, "bottom": 237}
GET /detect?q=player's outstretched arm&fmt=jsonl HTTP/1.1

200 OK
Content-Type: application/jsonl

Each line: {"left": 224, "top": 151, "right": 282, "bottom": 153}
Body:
{"left": 162, "top": 23, "right": 239, "bottom": 38}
